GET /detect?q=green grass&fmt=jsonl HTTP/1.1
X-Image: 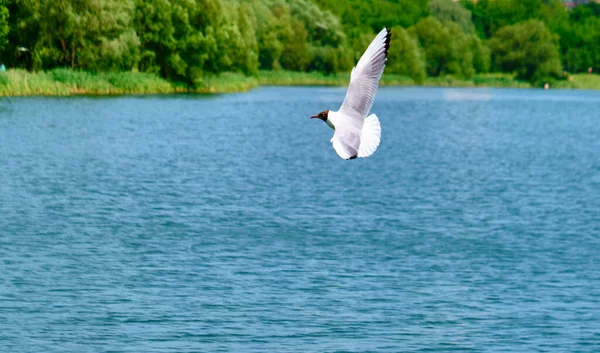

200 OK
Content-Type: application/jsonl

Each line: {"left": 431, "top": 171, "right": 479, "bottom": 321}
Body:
{"left": 258, "top": 70, "right": 416, "bottom": 86}
{"left": 259, "top": 70, "right": 531, "bottom": 89}
{"left": 103, "top": 71, "right": 174, "bottom": 94}
{"left": 471, "top": 73, "right": 531, "bottom": 88}
{"left": 194, "top": 72, "right": 259, "bottom": 93}
{"left": 0, "top": 69, "right": 176, "bottom": 96}
{"left": 422, "top": 73, "right": 531, "bottom": 88}
{"left": 551, "top": 73, "right": 600, "bottom": 90}
{"left": 1, "top": 68, "right": 600, "bottom": 97}
{"left": 0, "top": 69, "right": 256, "bottom": 96}
{"left": 259, "top": 70, "right": 349, "bottom": 86}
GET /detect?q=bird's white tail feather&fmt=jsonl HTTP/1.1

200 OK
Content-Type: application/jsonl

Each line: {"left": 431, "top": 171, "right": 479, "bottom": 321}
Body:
{"left": 358, "top": 114, "right": 381, "bottom": 158}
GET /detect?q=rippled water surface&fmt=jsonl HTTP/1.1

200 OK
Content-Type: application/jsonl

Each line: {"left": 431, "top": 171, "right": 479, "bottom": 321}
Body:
{"left": 1, "top": 87, "right": 599, "bottom": 352}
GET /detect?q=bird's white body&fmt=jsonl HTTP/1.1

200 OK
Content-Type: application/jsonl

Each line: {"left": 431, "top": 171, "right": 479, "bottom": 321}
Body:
{"left": 314, "top": 28, "right": 391, "bottom": 160}
{"left": 327, "top": 110, "right": 381, "bottom": 159}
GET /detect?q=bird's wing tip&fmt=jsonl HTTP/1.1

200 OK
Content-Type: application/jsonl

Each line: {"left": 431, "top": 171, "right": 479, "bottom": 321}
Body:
{"left": 385, "top": 29, "right": 392, "bottom": 56}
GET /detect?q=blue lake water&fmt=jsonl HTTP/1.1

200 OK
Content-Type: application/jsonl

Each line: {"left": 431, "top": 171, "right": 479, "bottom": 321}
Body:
{"left": 0, "top": 87, "right": 599, "bottom": 352}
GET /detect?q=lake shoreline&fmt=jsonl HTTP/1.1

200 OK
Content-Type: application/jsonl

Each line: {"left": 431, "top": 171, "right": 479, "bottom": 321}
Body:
{"left": 0, "top": 69, "right": 597, "bottom": 97}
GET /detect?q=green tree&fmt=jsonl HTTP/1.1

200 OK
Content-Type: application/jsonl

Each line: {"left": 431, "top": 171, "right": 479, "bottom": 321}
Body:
{"left": 349, "top": 31, "right": 375, "bottom": 64}
{"left": 279, "top": 20, "right": 311, "bottom": 71}
{"left": 471, "top": 36, "right": 490, "bottom": 73}
{"left": 428, "top": 0, "right": 474, "bottom": 33}
{"left": 76, "top": 0, "right": 140, "bottom": 71}
{"left": 313, "top": 0, "right": 429, "bottom": 32}
{"left": 6, "top": 0, "right": 139, "bottom": 71}
{"left": 539, "top": 0, "right": 569, "bottom": 34}
{"left": 287, "top": 0, "right": 345, "bottom": 48}
{"left": 0, "top": 0, "right": 575, "bottom": 84}
{"left": 335, "top": 46, "right": 354, "bottom": 72}
{"left": 489, "top": 20, "right": 562, "bottom": 82}
{"left": 561, "top": 17, "right": 600, "bottom": 73}
{"left": 465, "top": 0, "right": 546, "bottom": 38}
{"left": 308, "top": 45, "right": 337, "bottom": 74}
{"left": 411, "top": 17, "right": 474, "bottom": 78}
{"left": 253, "top": 0, "right": 291, "bottom": 70}
{"left": 0, "top": 3, "right": 8, "bottom": 51}
{"left": 387, "top": 26, "right": 426, "bottom": 83}
{"left": 134, "top": 0, "right": 261, "bottom": 84}
{"left": 235, "top": 3, "right": 259, "bottom": 75}
{"left": 134, "top": 0, "right": 177, "bottom": 75}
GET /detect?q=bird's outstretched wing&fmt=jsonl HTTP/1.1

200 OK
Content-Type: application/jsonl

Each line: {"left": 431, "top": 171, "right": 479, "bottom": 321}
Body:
{"left": 338, "top": 28, "right": 391, "bottom": 121}
{"left": 330, "top": 28, "right": 389, "bottom": 160}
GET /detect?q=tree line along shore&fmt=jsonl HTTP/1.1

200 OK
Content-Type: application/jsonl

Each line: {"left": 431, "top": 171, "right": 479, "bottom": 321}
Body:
{"left": 1, "top": 0, "right": 600, "bottom": 95}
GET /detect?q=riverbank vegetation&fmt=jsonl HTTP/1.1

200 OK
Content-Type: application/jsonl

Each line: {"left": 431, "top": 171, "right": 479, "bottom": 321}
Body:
{"left": 0, "top": 0, "right": 600, "bottom": 95}
{"left": 5, "top": 68, "right": 600, "bottom": 96}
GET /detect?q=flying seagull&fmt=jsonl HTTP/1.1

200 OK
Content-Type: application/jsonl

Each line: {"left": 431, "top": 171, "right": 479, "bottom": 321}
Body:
{"left": 311, "top": 28, "right": 391, "bottom": 160}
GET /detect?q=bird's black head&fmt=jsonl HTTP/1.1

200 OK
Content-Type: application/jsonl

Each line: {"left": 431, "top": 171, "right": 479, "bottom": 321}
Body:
{"left": 310, "top": 110, "right": 329, "bottom": 122}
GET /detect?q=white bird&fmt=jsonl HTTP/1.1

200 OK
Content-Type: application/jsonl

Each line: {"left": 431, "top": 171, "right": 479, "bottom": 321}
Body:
{"left": 311, "top": 28, "right": 391, "bottom": 160}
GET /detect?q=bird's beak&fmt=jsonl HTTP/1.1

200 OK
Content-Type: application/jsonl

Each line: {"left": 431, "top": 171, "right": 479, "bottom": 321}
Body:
{"left": 310, "top": 115, "right": 317, "bottom": 119}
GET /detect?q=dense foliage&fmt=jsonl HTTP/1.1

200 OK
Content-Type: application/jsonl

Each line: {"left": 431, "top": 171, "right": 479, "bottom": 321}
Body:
{"left": 489, "top": 20, "right": 562, "bottom": 83}
{"left": 0, "top": 0, "right": 598, "bottom": 85}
